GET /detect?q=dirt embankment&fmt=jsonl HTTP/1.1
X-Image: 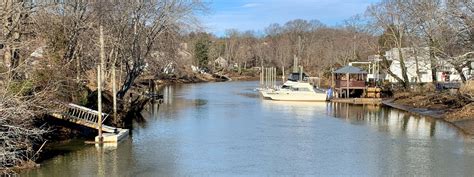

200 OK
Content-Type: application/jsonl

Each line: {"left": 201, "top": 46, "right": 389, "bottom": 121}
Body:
{"left": 388, "top": 81, "right": 474, "bottom": 134}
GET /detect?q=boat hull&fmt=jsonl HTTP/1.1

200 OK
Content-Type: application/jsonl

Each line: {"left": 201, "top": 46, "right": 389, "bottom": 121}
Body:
{"left": 266, "top": 91, "right": 327, "bottom": 102}
{"left": 259, "top": 89, "right": 272, "bottom": 99}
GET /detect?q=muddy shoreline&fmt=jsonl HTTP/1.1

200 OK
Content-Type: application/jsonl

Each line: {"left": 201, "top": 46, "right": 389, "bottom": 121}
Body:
{"left": 382, "top": 99, "right": 474, "bottom": 135}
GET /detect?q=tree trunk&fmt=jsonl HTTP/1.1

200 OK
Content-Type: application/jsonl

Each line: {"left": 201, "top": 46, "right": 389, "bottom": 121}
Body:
{"left": 413, "top": 49, "right": 421, "bottom": 84}
{"left": 397, "top": 47, "right": 409, "bottom": 89}
{"left": 381, "top": 52, "right": 405, "bottom": 85}
{"left": 454, "top": 66, "right": 467, "bottom": 83}
{"left": 117, "top": 68, "right": 140, "bottom": 99}
{"left": 429, "top": 39, "right": 438, "bottom": 83}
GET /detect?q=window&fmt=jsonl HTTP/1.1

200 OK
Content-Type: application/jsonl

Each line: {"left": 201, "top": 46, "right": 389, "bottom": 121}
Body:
{"left": 295, "top": 88, "right": 311, "bottom": 92}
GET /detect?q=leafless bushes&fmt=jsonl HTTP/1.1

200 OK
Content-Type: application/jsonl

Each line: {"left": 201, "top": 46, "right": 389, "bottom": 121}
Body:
{"left": 1, "top": 1, "right": 207, "bottom": 172}
{"left": 460, "top": 81, "right": 474, "bottom": 102}
{"left": 0, "top": 75, "right": 51, "bottom": 174}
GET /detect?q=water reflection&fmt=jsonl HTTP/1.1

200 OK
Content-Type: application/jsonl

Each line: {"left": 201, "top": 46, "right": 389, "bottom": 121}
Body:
{"left": 23, "top": 81, "right": 474, "bottom": 176}
{"left": 162, "top": 85, "right": 174, "bottom": 105}
{"left": 261, "top": 100, "right": 327, "bottom": 118}
{"left": 24, "top": 139, "right": 134, "bottom": 177}
{"left": 326, "top": 102, "right": 461, "bottom": 139}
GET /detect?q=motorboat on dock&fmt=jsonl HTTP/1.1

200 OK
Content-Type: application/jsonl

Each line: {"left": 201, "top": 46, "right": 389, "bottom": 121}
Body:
{"left": 260, "top": 81, "right": 328, "bottom": 101}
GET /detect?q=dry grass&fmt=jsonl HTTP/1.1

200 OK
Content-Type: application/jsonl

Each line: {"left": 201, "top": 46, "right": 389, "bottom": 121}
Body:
{"left": 445, "top": 81, "right": 474, "bottom": 121}
{"left": 460, "top": 81, "right": 474, "bottom": 100}
{"left": 446, "top": 103, "right": 474, "bottom": 121}
{"left": 393, "top": 81, "right": 474, "bottom": 122}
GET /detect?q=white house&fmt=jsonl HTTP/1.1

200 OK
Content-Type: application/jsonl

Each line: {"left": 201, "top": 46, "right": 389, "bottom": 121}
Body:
{"left": 366, "top": 55, "right": 385, "bottom": 82}
{"left": 385, "top": 47, "right": 434, "bottom": 83}
{"left": 213, "top": 56, "right": 228, "bottom": 69}
{"left": 384, "top": 47, "right": 472, "bottom": 83}
{"left": 437, "top": 60, "right": 472, "bottom": 82}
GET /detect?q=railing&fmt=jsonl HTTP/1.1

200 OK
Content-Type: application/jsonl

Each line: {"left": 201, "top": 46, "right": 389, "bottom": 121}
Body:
{"left": 58, "top": 103, "right": 109, "bottom": 125}
{"left": 336, "top": 80, "right": 366, "bottom": 88}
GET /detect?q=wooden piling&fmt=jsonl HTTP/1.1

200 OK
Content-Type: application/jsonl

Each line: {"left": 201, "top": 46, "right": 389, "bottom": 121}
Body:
{"left": 318, "top": 72, "right": 321, "bottom": 88}
{"left": 273, "top": 67, "right": 277, "bottom": 88}
{"left": 272, "top": 67, "right": 275, "bottom": 88}
{"left": 261, "top": 66, "right": 264, "bottom": 88}
{"left": 97, "top": 66, "right": 103, "bottom": 143}
{"left": 265, "top": 68, "right": 269, "bottom": 88}
{"left": 112, "top": 66, "right": 117, "bottom": 125}
{"left": 282, "top": 66, "right": 285, "bottom": 82}
{"left": 299, "top": 66, "right": 303, "bottom": 81}
{"left": 271, "top": 67, "right": 273, "bottom": 88}
{"left": 346, "top": 73, "right": 350, "bottom": 98}
{"left": 99, "top": 25, "right": 105, "bottom": 88}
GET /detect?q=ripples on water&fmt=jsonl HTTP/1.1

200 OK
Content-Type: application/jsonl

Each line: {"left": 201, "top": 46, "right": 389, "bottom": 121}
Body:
{"left": 23, "top": 81, "right": 474, "bottom": 177}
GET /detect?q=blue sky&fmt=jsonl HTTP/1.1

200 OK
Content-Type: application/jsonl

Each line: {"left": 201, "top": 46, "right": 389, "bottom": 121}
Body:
{"left": 201, "top": 0, "right": 380, "bottom": 36}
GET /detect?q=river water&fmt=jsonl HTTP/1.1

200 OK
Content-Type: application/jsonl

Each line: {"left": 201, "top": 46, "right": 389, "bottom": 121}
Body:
{"left": 22, "top": 81, "right": 474, "bottom": 176}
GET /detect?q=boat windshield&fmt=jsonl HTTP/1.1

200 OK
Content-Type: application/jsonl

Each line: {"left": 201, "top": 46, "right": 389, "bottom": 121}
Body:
{"left": 287, "top": 72, "right": 309, "bottom": 81}
{"left": 291, "top": 87, "right": 311, "bottom": 91}
{"left": 313, "top": 87, "right": 326, "bottom": 93}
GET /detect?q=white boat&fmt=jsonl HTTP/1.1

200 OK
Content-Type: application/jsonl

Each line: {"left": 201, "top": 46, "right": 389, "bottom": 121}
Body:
{"left": 258, "top": 61, "right": 327, "bottom": 101}
{"left": 260, "top": 82, "right": 328, "bottom": 102}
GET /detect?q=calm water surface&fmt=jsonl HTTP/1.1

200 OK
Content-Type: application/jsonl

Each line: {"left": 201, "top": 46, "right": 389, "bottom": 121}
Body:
{"left": 23, "top": 81, "right": 474, "bottom": 176}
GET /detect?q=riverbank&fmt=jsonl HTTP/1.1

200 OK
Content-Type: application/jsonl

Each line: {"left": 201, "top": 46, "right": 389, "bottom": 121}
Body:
{"left": 153, "top": 70, "right": 259, "bottom": 84}
{"left": 12, "top": 71, "right": 251, "bottom": 173}
{"left": 382, "top": 85, "right": 474, "bottom": 134}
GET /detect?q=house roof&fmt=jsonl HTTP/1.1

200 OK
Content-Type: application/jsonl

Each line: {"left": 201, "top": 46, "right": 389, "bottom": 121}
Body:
{"left": 333, "top": 65, "right": 367, "bottom": 74}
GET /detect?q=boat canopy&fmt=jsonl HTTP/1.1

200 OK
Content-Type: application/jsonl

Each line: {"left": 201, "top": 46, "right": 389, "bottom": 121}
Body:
{"left": 288, "top": 72, "right": 309, "bottom": 81}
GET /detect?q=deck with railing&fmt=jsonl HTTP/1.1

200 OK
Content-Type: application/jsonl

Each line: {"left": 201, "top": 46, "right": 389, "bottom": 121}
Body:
{"left": 335, "top": 80, "right": 366, "bottom": 89}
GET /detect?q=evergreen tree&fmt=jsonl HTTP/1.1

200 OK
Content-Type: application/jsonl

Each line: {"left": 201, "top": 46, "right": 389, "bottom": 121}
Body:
{"left": 194, "top": 36, "right": 211, "bottom": 69}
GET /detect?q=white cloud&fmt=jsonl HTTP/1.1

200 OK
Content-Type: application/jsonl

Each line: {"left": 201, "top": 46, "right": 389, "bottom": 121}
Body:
{"left": 241, "top": 3, "right": 261, "bottom": 8}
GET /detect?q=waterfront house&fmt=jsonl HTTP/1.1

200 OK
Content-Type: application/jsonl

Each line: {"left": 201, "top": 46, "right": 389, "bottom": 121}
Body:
{"left": 384, "top": 47, "right": 433, "bottom": 83}
{"left": 384, "top": 47, "right": 472, "bottom": 83}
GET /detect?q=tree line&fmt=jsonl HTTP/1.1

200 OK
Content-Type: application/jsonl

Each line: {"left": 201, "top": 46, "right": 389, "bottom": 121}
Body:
{"left": 0, "top": 0, "right": 472, "bottom": 173}
{"left": 186, "top": 19, "right": 376, "bottom": 77}
{"left": 186, "top": 0, "right": 472, "bottom": 88}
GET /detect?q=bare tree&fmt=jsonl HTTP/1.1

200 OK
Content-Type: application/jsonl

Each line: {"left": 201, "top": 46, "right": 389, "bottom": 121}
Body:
{"left": 367, "top": 0, "right": 410, "bottom": 88}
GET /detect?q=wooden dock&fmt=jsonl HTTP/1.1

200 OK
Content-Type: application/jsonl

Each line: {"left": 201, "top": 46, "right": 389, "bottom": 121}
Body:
{"left": 50, "top": 103, "right": 128, "bottom": 143}
{"left": 331, "top": 98, "right": 382, "bottom": 105}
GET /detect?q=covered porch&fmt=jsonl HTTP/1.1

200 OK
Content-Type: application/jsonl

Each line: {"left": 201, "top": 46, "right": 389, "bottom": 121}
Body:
{"left": 332, "top": 65, "right": 367, "bottom": 98}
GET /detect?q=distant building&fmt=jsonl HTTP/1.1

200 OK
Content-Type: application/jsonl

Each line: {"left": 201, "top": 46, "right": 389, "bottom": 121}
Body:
{"left": 366, "top": 55, "right": 385, "bottom": 82}
{"left": 384, "top": 47, "right": 472, "bottom": 83}
{"left": 437, "top": 60, "right": 472, "bottom": 82}
{"left": 384, "top": 47, "right": 433, "bottom": 83}
{"left": 213, "top": 56, "right": 228, "bottom": 69}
